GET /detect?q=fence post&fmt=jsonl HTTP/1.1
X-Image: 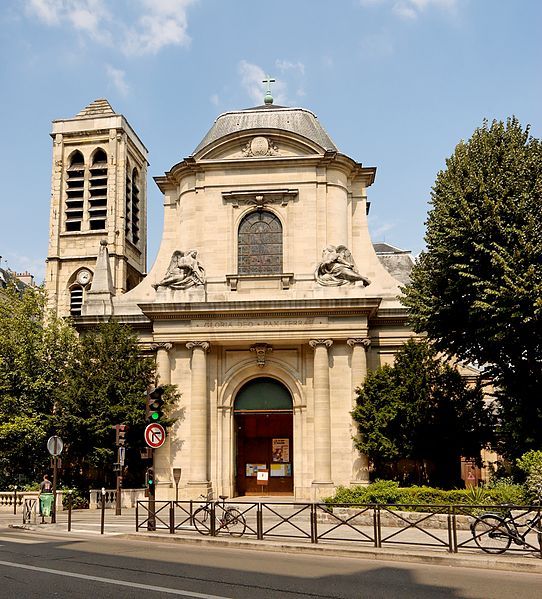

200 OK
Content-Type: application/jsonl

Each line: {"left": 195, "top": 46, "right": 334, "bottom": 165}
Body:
{"left": 257, "top": 503, "right": 263, "bottom": 540}
{"left": 189, "top": 500, "right": 193, "bottom": 527}
{"left": 447, "top": 506, "right": 453, "bottom": 553}
{"left": 312, "top": 503, "right": 318, "bottom": 544}
{"left": 170, "top": 501, "right": 175, "bottom": 534}
{"left": 376, "top": 505, "right": 383, "bottom": 548}
{"left": 135, "top": 501, "right": 139, "bottom": 531}
{"left": 67, "top": 491, "right": 72, "bottom": 532}
{"left": 452, "top": 507, "right": 458, "bottom": 553}
{"left": 210, "top": 502, "right": 216, "bottom": 537}
{"left": 100, "top": 487, "right": 106, "bottom": 535}
{"left": 537, "top": 506, "right": 542, "bottom": 559}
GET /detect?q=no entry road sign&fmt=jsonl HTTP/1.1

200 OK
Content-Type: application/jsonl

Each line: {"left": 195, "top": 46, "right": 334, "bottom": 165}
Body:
{"left": 144, "top": 423, "right": 166, "bottom": 449}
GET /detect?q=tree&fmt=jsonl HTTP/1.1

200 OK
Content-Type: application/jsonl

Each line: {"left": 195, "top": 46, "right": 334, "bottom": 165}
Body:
{"left": 352, "top": 339, "right": 492, "bottom": 487}
{"left": 401, "top": 118, "right": 542, "bottom": 459}
{"left": 55, "top": 321, "right": 175, "bottom": 490}
{"left": 0, "top": 283, "right": 78, "bottom": 487}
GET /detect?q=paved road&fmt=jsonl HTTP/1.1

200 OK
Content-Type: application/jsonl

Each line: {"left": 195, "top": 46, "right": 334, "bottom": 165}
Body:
{"left": 0, "top": 526, "right": 541, "bottom": 598}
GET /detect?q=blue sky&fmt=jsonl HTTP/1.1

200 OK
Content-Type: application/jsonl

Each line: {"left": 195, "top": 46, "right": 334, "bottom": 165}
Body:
{"left": 1, "top": 0, "right": 540, "bottom": 281}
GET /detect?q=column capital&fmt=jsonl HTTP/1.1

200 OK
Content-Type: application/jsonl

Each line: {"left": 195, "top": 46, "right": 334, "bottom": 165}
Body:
{"left": 151, "top": 342, "right": 173, "bottom": 352}
{"left": 186, "top": 341, "right": 210, "bottom": 352}
{"left": 309, "top": 339, "right": 333, "bottom": 350}
{"left": 347, "top": 338, "right": 371, "bottom": 350}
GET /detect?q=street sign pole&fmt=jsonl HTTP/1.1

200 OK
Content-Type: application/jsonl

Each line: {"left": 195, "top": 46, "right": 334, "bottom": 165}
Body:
{"left": 46, "top": 436, "right": 64, "bottom": 524}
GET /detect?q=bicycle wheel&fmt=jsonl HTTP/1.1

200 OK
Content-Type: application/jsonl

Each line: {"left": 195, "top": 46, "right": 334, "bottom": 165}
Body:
{"left": 193, "top": 507, "right": 211, "bottom": 535}
{"left": 472, "top": 514, "right": 512, "bottom": 554}
{"left": 224, "top": 507, "right": 246, "bottom": 537}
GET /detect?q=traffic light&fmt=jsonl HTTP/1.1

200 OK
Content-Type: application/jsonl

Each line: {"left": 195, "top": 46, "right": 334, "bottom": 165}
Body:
{"left": 146, "top": 386, "right": 165, "bottom": 423}
{"left": 115, "top": 424, "right": 128, "bottom": 446}
{"left": 145, "top": 467, "right": 155, "bottom": 488}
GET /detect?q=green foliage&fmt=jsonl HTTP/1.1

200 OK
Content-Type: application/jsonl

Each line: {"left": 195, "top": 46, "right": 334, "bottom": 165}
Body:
{"left": 325, "top": 482, "right": 526, "bottom": 507}
{"left": 401, "top": 117, "right": 542, "bottom": 459}
{"left": 0, "top": 284, "right": 78, "bottom": 486}
{"left": 353, "top": 339, "right": 493, "bottom": 487}
{"left": 62, "top": 488, "right": 89, "bottom": 509}
{"left": 516, "top": 450, "right": 542, "bottom": 502}
{"left": 0, "top": 285, "right": 180, "bottom": 490}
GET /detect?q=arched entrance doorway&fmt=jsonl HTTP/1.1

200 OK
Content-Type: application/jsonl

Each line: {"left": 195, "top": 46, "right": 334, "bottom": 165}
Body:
{"left": 234, "top": 377, "right": 293, "bottom": 496}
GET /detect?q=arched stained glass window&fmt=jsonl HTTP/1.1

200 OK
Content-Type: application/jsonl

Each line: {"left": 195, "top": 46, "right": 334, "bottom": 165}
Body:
{"left": 238, "top": 210, "right": 283, "bottom": 275}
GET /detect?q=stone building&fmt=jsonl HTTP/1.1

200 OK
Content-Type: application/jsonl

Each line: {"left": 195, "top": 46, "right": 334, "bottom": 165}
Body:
{"left": 46, "top": 95, "right": 414, "bottom": 500}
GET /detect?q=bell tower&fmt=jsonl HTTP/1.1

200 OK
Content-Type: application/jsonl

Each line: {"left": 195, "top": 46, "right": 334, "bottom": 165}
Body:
{"left": 45, "top": 99, "right": 148, "bottom": 316}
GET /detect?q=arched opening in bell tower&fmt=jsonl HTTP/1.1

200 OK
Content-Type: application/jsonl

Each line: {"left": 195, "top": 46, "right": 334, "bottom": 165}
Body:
{"left": 234, "top": 377, "right": 293, "bottom": 496}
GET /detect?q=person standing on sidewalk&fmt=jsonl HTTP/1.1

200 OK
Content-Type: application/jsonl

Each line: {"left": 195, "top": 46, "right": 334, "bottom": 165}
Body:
{"left": 39, "top": 474, "right": 53, "bottom": 517}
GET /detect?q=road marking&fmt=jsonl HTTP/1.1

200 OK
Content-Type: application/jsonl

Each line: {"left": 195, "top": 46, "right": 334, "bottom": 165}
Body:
{"left": 0, "top": 535, "right": 46, "bottom": 544}
{"left": 0, "top": 560, "right": 233, "bottom": 598}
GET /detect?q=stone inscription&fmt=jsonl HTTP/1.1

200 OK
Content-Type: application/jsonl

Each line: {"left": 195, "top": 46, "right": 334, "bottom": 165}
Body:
{"left": 191, "top": 317, "right": 326, "bottom": 329}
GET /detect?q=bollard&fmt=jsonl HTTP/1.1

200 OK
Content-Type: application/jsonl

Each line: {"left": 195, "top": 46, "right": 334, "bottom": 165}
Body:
{"left": 100, "top": 487, "right": 106, "bottom": 534}
{"left": 67, "top": 490, "right": 72, "bottom": 532}
{"left": 13, "top": 486, "right": 17, "bottom": 515}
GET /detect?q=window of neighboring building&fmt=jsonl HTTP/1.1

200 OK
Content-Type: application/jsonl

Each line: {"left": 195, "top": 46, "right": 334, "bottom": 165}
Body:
{"left": 131, "top": 168, "right": 140, "bottom": 244}
{"left": 125, "top": 165, "right": 132, "bottom": 240}
{"left": 238, "top": 210, "right": 283, "bottom": 275}
{"left": 65, "top": 151, "right": 85, "bottom": 232}
{"left": 70, "top": 285, "right": 83, "bottom": 316}
{"left": 88, "top": 149, "right": 108, "bottom": 231}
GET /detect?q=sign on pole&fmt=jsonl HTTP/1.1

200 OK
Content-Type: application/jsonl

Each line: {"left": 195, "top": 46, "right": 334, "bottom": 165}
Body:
{"left": 118, "top": 446, "right": 126, "bottom": 466}
{"left": 144, "top": 423, "right": 166, "bottom": 449}
{"left": 47, "top": 436, "right": 64, "bottom": 456}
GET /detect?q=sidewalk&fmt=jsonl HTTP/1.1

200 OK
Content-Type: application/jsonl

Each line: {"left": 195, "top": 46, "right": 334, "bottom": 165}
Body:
{"left": 2, "top": 509, "right": 542, "bottom": 575}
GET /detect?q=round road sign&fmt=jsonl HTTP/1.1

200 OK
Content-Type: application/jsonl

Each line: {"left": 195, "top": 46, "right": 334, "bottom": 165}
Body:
{"left": 144, "top": 423, "right": 166, "bottom": 449}
{"left": 47, "top": 436, "right": 64, "bottom": 456}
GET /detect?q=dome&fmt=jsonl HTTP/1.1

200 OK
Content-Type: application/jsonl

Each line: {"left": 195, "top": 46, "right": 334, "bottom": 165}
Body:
{"left": 193, "top": 105, "right": 338, "bottom": 155}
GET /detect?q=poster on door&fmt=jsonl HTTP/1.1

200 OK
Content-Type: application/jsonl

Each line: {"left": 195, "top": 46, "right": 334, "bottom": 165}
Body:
{"left": 272, "top": 438, "right": 290, "bottom": 463}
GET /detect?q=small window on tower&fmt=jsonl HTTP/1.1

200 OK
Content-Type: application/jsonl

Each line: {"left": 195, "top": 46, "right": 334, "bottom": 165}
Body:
{"left": 65, "top": 151, "right": 85, "bottom": 232}
{"left": 70, "top": 285, "right": 83, "bottom": 316}
{"left": 88, "top": 148, "right": 108, "bottom": 231}
{"left": 131, "top": 168, "right": 140, "bottom": 244}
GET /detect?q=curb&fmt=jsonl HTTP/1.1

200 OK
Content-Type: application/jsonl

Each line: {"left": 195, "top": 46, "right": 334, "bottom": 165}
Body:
{"left": 119, "top": 531, "right": 542, "bottom": 574}
{"left": 5, "top": 521, "right": 542, "bottom": 575}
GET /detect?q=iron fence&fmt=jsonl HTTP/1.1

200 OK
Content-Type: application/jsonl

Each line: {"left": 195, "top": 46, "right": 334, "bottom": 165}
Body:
{"left": 135, "top": 499, "right": 542, "bottom": 557}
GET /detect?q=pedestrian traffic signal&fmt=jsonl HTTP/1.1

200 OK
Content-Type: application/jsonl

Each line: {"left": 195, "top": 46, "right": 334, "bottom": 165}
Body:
{"left": 145, "top": 467, "right": 155, "bottom": 488}
{"left": 115, "top": 424, "right": 128, "bottom": 446}
{"left": 146, "top": 386, "right": 165, "bottom": 423}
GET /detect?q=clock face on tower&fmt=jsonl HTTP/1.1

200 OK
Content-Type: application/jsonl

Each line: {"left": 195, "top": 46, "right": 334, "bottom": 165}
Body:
{"left": 76, "top": 269, "right": 92, "bottom": 286}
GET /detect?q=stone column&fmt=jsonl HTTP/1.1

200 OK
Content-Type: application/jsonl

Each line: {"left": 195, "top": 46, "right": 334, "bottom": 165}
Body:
{"left": 309, "top": 339, "right": 333, "bottom": 489}
{"left": 347, "top": 338, "right": 371, "bottom": 484}
{"left": 153, "top": 343, "right": 172, "bottom": 385}
{"left": 186, "top": 341, "right": 210, "bottom": 487}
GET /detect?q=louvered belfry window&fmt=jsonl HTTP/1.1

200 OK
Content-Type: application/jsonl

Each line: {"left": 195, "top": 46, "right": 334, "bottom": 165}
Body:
{"left": 88, "top": 149, "right": 108, "bottom": 231}
{"left": 238, "top": 210, "right": 283, "bottom": 275}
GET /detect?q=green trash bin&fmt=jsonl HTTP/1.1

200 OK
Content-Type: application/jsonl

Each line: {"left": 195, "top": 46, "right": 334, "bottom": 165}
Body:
{"left": 40, "top": 493, "right": 54, "bottom": 517}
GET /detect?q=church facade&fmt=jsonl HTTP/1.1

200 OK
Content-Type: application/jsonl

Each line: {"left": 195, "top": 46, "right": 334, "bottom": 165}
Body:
{"left": 46, "top": 96, "right": 413, "bottom": 500}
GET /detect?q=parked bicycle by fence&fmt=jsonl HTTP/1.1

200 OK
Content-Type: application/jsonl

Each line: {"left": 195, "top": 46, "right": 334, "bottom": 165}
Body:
{"left": 192, "top": 495, "right": 246, "bottom": 537}
{"left": 470, "top": 487, "right": 542, "bottom": 554}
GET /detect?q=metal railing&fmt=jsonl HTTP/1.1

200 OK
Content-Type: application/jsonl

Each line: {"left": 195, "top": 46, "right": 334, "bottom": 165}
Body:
{"left": 135, "top": 500, "right": 542, "bottom": 558}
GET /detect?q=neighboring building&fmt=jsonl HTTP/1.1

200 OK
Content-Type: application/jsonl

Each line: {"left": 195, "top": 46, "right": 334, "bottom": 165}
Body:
{"left": 46, "top": 96, "right": 416, "bottom": 500}
{"left": 373, "top": 243, "right": 415, "bottom": 285}
{"left": 0, "top": 267, "right": 35, "bottom": 291}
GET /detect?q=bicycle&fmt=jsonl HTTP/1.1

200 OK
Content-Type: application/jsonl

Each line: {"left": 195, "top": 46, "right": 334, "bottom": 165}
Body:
{"left": 192, "top": 495, "right": 246, "bottom": 537}
{"left": 470, "top": 502, "right": 542, "bottom": 554}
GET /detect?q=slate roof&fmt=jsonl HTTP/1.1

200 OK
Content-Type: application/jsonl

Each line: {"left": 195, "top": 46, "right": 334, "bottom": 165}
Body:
{"left": 194, "top": 105, "right": 338, "bottom": 154}
{"left": 0, "top": 268, "right": 27, "bottom": 292}
{"left": 75, "top": 99, "right": 116, "bottom": 118}
{"left": 373, "top": 243, "right": 415, "bottom": 285}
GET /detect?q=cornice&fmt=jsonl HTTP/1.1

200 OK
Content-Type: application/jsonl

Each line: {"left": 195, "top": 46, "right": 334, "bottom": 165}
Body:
{"left": 137, "top": 297, "right": 382, "bottom": 321}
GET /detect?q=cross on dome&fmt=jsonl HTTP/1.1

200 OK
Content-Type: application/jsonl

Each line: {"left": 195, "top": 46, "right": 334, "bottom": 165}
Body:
{"left": 262, "top": 74, "right": 276, "bottom": 105}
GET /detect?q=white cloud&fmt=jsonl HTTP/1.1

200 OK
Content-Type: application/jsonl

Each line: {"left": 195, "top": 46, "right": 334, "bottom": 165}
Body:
{"left": 122, "top": 0, "right": 195, "bottom": 56}
{"left": 238, "top": 60, "right": 289, "bottom": 106}
{"left": 106, "top": 64, "right": 129, "bottom": 95}
{"left": 25, "top": 0, "right": 197, "bottom": 56}
{"left": 359, "top": 0, "right": 458, "bottom": 20}
{"left": 275, "top": 59, "right": 305, "bottom": 76}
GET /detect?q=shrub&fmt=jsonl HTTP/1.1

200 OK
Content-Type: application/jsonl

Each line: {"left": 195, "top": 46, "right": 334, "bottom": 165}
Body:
{"left": 517, "top": 450, "right": 542, "bottom": 503}
{"left": 61, "top": 488, "right": 89, "bottom": 509}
